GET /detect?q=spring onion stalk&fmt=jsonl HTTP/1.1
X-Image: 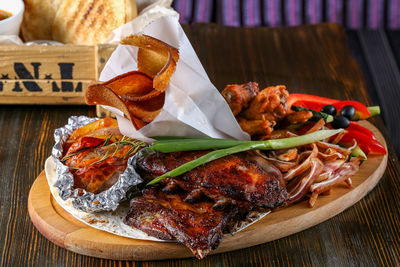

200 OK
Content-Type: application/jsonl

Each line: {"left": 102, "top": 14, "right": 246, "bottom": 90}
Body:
{"left": 350, "top": 145, "right": 367, "bottom": 160}
{"left": 151, "top": 136, "right": 209, "bottom": 141}
{"left": 146, "top": 129, "right": 343, "bottom": 185}
{"left": 149, "top": 138, "right": 250, "bottom": 152}
{"left": 367, "top": 106, "right": 380, "bottom": 117}
{"left": 148, "top": 129, "right": 343, "bottom": 153}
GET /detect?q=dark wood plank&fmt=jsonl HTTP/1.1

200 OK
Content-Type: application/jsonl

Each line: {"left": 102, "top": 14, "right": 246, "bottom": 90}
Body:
{"left": 1, "top": 23, "right": 399, "bottom": 267}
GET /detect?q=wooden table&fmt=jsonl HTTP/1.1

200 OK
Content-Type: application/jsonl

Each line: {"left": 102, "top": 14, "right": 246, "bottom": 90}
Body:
{"left": 1, "top": 23, "right": 400, "bottom": 266}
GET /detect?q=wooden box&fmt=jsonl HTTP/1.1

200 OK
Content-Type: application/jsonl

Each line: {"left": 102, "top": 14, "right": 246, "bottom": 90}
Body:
{"left": 0, "top": 44, "right": 117, "bottom": 105}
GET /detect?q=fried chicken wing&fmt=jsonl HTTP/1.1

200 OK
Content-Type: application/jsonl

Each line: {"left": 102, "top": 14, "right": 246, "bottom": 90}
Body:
{"left": 242, "top": 85, "right": 289, "bottom": 121}
{"left": 222, "top": 84, "right": 290, "bottom": 138}
{"left": 237, "top": 116, "right": 276, "bottom": 137}
{"left": 285, "top": 110, "right": 313, "bottom": 124}
{"left": 221, "top": 82, "right": 260, "bottom": 115}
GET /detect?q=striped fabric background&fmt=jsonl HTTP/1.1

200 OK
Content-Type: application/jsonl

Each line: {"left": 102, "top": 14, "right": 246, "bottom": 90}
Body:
{"left": 172, "top": 0, "right": 400, "bottom": 28}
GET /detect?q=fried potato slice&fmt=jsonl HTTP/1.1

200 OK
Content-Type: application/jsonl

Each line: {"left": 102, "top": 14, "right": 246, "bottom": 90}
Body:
{"left": 100, "top": 71, "right": 153, "bottom": 97}
{"left": 153, "top": 51, "right": 177, "bottom": 92}
{"left": 68, "top": 117, "right": 118, "bottom": 142}
{"left": 85, "top": 35, "right": 179, "bottom": 129}
{"left": 125, "top": 89, "right": 163, "bottom": 102}
{"left": 85, "top": 84, "right": 139, "bottom": 129}
{"left": 137, "top": 48, "right": 169, "bottom": 77}
{"left": 121, "top": 35, "right": 179, "bottom": 63}
{"left": 126, "top": 92, "right": 165, "bottom": 123}
{"left": 121, "top": 35, "right": 179, "bottom": 92}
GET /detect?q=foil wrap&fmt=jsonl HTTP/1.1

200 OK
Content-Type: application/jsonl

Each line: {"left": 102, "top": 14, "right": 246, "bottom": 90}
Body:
{"left": 52, "top": 116, "right": 144, "bottom": 212}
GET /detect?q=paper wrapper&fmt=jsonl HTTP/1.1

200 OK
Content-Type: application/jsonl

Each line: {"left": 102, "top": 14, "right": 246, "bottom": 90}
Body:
{"left": 100, "top": 16, "right": 249, "bottom": 143}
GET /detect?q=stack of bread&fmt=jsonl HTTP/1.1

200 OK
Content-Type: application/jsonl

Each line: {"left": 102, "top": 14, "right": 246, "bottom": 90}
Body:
{"left": 21, "top": 0, "right": 137, "bottom": 45}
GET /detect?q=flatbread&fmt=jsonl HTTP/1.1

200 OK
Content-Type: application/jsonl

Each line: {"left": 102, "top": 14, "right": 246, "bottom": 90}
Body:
{"left": 52, "top": 0, "right": 136, "bottom": 45}
{"left": 20, "top": 0, "right": 61, "bottom": 41}
{"left": 45, "top": 155, "right": 270, "bottom": 241}
{"left": 45, "top": 156, "right": 165, "bottom": 241}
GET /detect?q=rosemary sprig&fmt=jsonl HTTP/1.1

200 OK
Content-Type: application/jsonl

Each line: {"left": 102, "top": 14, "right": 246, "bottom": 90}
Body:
{"left": 102, "top": 134, "right": 113, "bottom": 146}
{"left": 88, "top": 137, "right": 146, "bottom": 166}
{"left": 61, "top": 146, "right": 92, "bottom": 162}
{"left": 63, "top": 135, "right": 146, "bottom": 166}
{"left": 89, "top": 151, "right": 110, "bottom": 166}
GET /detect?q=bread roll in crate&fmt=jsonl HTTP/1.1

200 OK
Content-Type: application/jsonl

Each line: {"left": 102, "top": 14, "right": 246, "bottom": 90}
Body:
{"left": 0, "top": 0, "right": 177, "bottom": 106}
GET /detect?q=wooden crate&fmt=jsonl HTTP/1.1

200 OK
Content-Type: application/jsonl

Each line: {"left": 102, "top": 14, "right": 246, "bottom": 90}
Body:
{"left": 0, "top": 44, "right": 117, "bottom": 105}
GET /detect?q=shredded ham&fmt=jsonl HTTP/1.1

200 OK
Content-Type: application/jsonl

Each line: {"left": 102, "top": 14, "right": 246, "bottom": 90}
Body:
{"left": 287, "top": 158, "right": 324, "bottom": 204}
{"left": 310, "top": 162, "right": 359, "bottom": 194}
{"left": 316, "top": 141, "right": 352, "bottom": 155}
{"left": 276, "top": 148, "right": 298, "bottom": 161}
{"left": 284, "top": 144, "right": 318, "bottom": 181}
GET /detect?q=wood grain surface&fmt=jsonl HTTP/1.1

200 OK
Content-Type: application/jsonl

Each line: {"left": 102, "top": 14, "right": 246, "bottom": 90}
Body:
{"left": 27, "top": 121, "right": 387, "bottom": 260}
{"left": 1, "top": 23, "right": 400, "bottom": 266}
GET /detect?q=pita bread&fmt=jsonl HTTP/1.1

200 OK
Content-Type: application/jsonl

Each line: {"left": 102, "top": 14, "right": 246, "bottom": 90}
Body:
{"left": 20, "top": 0, "right": 61, "bottom": 41}
{"left": 52, "top": 0, "right": 128, "bottom": 45}
{"left": 125, "top": 0, "right": 138, "bottom": 22}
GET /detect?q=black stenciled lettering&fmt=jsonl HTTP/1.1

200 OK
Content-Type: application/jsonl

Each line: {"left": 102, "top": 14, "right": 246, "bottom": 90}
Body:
{"left": 58, "top": 63, "right": 74, "bottom": 79}
{"left": 52, "top": 81, "right": 82, "bottom": 92}
{"left": 12, "top": 81, "right": 22, "bottom": 92}
{"left": 0, "top": 82, "right": 3, "bottom": 92}
{"left": 14, "top": 62, "right": 42, "bottom": 92}
{"left": 31, "top": 63, "right": 40, "bottom": 79}
{"left": 52, "top": 63, "right": 81, "bottom": 92}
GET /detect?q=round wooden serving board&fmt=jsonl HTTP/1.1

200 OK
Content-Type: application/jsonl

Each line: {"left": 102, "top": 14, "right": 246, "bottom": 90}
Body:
{"left": 28, "top": 121, "right": 388, "bottom": 260}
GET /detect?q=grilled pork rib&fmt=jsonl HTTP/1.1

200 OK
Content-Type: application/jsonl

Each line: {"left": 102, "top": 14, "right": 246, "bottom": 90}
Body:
{"left": 126, "top": 150, "right": 288, "bottom": 259}
{"left": 135, "top": 150, "right": 287, "bottom": 210}
{"left": 126, "top": 188, "right": 238, "bottom": 259}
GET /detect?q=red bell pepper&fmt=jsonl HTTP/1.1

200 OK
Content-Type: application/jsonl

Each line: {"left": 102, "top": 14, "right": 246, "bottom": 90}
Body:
{"left": 339, "top": 131, "right": 386, "bottom": 155}
{"left": 287, "top": 94, "right": 371, "bottom": 119}
{"left": 342, "top": 122, "right": 385, "bottom": 154}
{"left": 298, "top": 121, "right": 386, "bottom": 155}
{"left": 287, "top": 94, "right": 339, "bottom": 111}
{"left": 348, "top": 122, "right": 376, "bottom": 140}
{"left": 65, "top": 136, "right": 104, "bottom": 155}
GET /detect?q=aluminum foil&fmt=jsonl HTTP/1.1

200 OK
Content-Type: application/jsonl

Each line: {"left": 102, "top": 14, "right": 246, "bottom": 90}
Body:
{"left": 52, "top": 115, "right": 144, "bottom": 212}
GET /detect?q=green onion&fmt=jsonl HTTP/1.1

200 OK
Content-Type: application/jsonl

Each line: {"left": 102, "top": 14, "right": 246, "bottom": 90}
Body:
{"left": 149, "top": 129, "right": 342, "bottom": 153}
{"left": 350, "top": 145, "right": 367, "bottom": 160}
{"left": 149, "top": 138, "right": 249, "bottom": 152}
{"left": 146, "top": 129, "right": 343, "bottom": 185}
{"left": 367, "top": 106, "right": 380, "bottom": 117}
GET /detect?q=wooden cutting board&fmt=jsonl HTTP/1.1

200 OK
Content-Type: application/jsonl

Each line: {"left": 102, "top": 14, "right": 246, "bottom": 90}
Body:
{"left": 28, "top": 121, "right": 388, "bottom": 260}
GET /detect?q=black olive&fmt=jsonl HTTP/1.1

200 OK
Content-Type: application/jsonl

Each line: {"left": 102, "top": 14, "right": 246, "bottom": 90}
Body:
{"left": 321, "top": 105, "right": 336, "bottom": 115}
{"left": 340, "top": 105, "right": 356, "bottom": 120}
{"left": 331, "top": 115, "right": 350, "bottom": 129}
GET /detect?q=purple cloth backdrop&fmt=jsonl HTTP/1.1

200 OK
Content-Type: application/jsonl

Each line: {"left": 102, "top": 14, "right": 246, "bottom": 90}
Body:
{"left": 172, "top": 0, "right": 400, "bottom": 28}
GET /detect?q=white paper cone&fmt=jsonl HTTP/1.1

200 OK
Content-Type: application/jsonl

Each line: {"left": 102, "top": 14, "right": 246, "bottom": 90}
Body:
{"left": 99, "top": 16, "right": 250, "bottom": 142}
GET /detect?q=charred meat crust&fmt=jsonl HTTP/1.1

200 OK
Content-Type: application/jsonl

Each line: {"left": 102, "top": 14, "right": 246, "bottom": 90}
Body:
{"left": 135, "top": 150, "right": 288, "bottom": 209}
{"left": 126, "top": 150, "right": 288, "bottom": 259}
{"left": 126, "top": 188, "right": 237, "bottom": 259}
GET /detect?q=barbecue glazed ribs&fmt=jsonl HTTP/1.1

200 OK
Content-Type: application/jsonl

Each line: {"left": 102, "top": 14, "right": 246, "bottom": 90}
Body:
{"left": 126, "top": 150, "right": 288, "bottom": 259}
{"left": 126, "top": 188, "right": 238, "bottom": 258}
{"left": 136, "top": 150, "right": 287, "bottom": 210}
